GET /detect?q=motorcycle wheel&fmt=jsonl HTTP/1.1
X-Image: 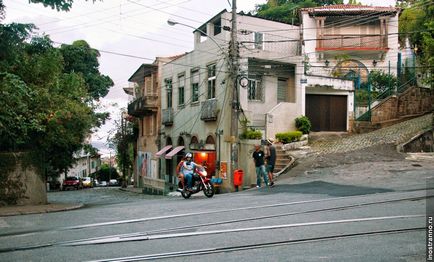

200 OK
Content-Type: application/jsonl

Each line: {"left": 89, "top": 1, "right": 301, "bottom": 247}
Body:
{"left": 203, "top": 183, "right": 214, "bottom": 198}
{"left": 181, "top": 190, "right": 192, "bottom": 199}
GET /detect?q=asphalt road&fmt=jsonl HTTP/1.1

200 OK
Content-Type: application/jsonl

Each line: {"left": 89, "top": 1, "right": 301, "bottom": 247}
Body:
{"left": 0, "top": 145, "right": 433, "bottom": 262}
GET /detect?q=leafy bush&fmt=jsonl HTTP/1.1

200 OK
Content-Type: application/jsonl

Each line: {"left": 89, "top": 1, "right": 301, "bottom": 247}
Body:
{"left": 295, "top": 116, "right": 311, "bottom": 134}
{"left": 355, "top": 89, "right": 379, "bottom": 105}
{"left": 369, "top": 70, "right": 397, "bottom": 93}
{"left": 240, "top": 129, "right": 262, "bottom": 140}
{"left": 275, "top": 131, "right": 302, "bottom": 144}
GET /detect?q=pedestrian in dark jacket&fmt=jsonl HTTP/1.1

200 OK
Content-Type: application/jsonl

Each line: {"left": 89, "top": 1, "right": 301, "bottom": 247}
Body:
{"left": 252, "top": 144, "right": 268, "bottom": 187}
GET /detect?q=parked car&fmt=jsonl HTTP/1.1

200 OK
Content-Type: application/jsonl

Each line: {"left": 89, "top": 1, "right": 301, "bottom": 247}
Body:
{"left": 82, "top": 177, "right": 93, "bottom": 188}
{"left": 62, "top": 176, "right": 83, "bottom": 190}
{"left": 109, "top": 179, "right": 119, "bottom": 186}
{"left": 96, "top": 181, "right": 107, "bottom": 187}
{"left": 47, "top": 178, "right": 61, "bottom": 191}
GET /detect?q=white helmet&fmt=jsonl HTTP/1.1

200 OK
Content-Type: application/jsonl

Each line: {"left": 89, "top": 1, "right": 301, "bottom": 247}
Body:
{"left": 185, "top": 152, "right": 193, "bottom": 158}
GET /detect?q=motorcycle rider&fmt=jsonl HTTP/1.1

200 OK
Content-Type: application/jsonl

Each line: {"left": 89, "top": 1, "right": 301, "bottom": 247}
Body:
{"left": 179, "top": 152, "right": 202, "bottom": 191}
{"left": 176, "top": 155, "right": 186, "bottom": 190}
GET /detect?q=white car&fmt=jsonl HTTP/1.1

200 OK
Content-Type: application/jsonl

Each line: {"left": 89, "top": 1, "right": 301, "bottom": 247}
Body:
{"left": 109, "top": 179, "right": 119, "bottom": 186}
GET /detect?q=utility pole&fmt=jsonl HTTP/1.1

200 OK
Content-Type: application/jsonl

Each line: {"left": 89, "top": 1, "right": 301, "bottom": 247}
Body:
{"left": 230, "top": 0, "right": 239, "bottom": 174}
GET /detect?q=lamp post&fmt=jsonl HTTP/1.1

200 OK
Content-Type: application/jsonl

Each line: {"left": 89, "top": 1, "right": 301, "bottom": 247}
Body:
{"left": 108, "top": 142, "right": 115, "bottom": 183}
{"left": 229, "top": 0, "right": 239, "bottom": 173}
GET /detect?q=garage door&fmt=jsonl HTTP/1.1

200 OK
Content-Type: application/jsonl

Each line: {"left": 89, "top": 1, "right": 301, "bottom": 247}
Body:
{"left": 306, "top": 95, "right": 347, "bottom": 132}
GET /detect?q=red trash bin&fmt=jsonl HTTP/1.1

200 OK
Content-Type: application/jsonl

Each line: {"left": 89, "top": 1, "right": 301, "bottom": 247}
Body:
{"left": 233, "top": 169, "right": 244, "bottom": 191}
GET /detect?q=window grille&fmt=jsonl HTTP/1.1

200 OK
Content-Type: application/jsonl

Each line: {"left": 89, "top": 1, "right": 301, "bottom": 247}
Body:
{"left": 254, "top": 32, "right": 264, "bottom": 50}
{"left": 178, "top": 74, "right": 185, "bottom": 106}
{"left": 248, "top": 79, "right": 263, "bottom": 101}
{"left": 191, "top": 69, "right": 199, "bottom": 102}
{"left": 165, "top": 78, "right": 172, "bottom": 108}
{"left": 207, "top": 64, "right": 216, "bottom": 99}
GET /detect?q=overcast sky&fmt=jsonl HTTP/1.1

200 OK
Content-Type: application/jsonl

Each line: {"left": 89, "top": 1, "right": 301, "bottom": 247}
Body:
{"left": 3, "top": 0, "right": 396, "bottom": 155}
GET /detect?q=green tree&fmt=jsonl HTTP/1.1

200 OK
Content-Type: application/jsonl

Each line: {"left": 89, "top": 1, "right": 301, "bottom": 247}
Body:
{"left": 399, "top": 0, "right": 434, "bottom": 85}
{"left": 254, "top": 0, "right": 343, "bottom": 24}
{"left": 110, "top": 116, "right": 136, "bottom": 185}
{"left": 0, "top": 15, "right": 112, "bottom": 178}
{"left": 28, "top": 0, "right": 99, "bottom": 11}
{"left": 92, "top": 163, "right": 119, "bottom": 182}
{"left": 60, "top": 40, "right": 113, "bottom": 101}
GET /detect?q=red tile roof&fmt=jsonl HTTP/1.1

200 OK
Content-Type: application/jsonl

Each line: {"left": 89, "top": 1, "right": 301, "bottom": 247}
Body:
{"left": 301, "top": 4, "right": 399, "bottom": 16}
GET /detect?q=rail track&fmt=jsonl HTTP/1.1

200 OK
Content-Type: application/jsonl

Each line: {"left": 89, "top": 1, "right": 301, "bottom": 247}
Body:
{"left": 0, "top": 191, "right": 429, "bottom": 254}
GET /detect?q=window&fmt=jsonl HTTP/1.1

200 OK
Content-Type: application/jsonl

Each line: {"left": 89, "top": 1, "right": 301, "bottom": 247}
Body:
{"left": 214, "top": 19, "right": 221, "bottom": 35}
{"left": 191, "top": 69, "right": 199, "bottom": 103}
{"left": 144, "top": 76, "right": 152, "bottom": 95}
{"left": 254, "top": 32, "right": 263, "bottom": 50}
{"left": 92, "top": 161, "right": 95, "bottom": 169}
{"left": 248, "top": 79, "right": 263, "bottom": 101}
{"left": 207, "top": 64, "right": 216, "bottom": 99}
{"left": 165, "top": 78, "right": 172, "bottom": 108}
{"left": 145, "top": 116, "right": 154, "bottom": 135}
{"left": 178, "top": 74, "right": 185, "bottom": 106}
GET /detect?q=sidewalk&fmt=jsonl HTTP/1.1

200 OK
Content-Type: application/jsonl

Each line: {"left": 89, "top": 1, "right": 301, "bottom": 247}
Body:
{"left": 0, "top": 203, "right": 84, "bottom": 217}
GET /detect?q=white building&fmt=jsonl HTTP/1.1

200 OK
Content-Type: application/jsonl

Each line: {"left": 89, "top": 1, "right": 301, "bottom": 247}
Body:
{"left": 300, "top": 5, "right": 400, "bottom": 128}
{"left": 159, "top": 10, "right": 303, "bottom": 192}
{"left": 63, "top": 151, "right": 101, "bottom": 184}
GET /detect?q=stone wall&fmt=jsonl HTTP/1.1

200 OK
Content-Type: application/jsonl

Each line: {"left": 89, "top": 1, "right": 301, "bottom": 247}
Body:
{"left": 400, "top": 129, "right": 433, "bottom": 153}
{"left": 398, "top": 87, "right": 433, "bottom": 117}
{"left": 0, "top": 152, "right": 47, "bottom": 206}
{"left": 371, "top": 86, "right": 433, "bottom": 124}
{"left": 354, "top": 86, "right": 433, "bottom": 133}
{"left": 371, "top": 96, "right": 398, "bottom": 123}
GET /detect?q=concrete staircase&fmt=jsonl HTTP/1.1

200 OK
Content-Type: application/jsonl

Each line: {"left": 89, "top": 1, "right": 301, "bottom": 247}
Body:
{"left": 273, "top": 144, "right": 296, "bottom": 176}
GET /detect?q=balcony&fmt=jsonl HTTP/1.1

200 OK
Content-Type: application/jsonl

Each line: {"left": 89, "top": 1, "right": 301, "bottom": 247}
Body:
{"left": 316, "top": 34, "right": 388, "bottom": 51}
{"left": 200, "top": 99, "right": 218, "bottom": 121}
{"left": 162, "top": 108, "right": 174, "bottom": 126}
{"left": 127, "top": 95, "right": 158, "bottom": 117}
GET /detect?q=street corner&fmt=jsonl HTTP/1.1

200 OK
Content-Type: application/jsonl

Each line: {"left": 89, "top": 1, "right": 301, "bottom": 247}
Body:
{"left": 0, "top": 203, "right": 84, "bottom": 217}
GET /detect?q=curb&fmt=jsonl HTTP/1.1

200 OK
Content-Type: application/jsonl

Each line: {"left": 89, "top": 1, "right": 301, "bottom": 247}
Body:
{"left": 0, "top": 203, "right": 84, "bottom": 217}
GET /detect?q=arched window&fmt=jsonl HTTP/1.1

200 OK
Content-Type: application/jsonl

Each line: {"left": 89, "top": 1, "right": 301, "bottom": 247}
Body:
{"left": 332, "top": 59, "right": 369, "bottom": 83}
{"left": 190, "top": 136, "right": 199, "bottom": 150}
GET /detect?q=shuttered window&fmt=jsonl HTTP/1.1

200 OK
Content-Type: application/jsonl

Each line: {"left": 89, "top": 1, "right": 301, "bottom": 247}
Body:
{"left": 191, "top": 69, "right": 199, "bottom": 102}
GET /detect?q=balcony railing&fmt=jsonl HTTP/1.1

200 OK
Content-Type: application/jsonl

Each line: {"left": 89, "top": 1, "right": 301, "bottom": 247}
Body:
{"left": 162, "top": 108, "right": 174, "bottom": 126}
{"left": 127, "top": 95, "right": 158, "bottom": 117}
{"left": 317, "top": 34, "right": 387, "bottom": 51}
{"left": 200, "top": 99, "right": 218, "bottom": 121}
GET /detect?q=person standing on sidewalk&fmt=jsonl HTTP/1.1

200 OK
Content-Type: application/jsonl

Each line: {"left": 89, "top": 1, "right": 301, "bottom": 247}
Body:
{"left": 252, "top": 144, "right": 268, "bottom": 188}
{"left": 265, "top": 139, "right": 276, "bottom": 187}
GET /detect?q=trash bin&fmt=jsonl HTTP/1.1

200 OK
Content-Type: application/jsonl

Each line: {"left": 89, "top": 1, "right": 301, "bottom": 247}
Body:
{"left": 233, "top": 169, "right": 244, "bottom": 191}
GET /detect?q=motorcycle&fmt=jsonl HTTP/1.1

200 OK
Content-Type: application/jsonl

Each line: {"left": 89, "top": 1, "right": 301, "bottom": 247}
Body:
{"left": 178, "top": 167, "right": 215, "bottom": 199}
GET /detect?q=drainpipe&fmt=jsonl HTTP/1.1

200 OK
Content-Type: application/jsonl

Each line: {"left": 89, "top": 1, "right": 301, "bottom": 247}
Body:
{"left": 215, "top": 129, "right": 223, "bottom": 173}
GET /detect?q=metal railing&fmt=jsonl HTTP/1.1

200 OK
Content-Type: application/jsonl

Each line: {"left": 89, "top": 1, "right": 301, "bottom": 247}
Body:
{"left": 317, "top": 34, "right": 387, "bottom": 50}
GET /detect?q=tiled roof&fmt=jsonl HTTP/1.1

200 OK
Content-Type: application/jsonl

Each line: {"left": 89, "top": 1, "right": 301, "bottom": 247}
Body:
{"left": 301, "top": 4, "right": 399, "bottom": 16}
{"left": 166, "top": 53, "right": 186, "bottom": 61}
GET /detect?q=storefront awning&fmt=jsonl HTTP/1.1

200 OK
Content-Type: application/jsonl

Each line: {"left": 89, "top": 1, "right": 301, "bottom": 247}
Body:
{"left": 155, "top": 145, "right": 172, "bottom": 157}
{"left": 165, "top": 146, "right": 185, "bottom": 159}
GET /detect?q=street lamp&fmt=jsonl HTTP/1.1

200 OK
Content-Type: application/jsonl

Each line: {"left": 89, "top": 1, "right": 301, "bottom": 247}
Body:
{"left": 108, "top": 142, "right": 115, "bottom": 184}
